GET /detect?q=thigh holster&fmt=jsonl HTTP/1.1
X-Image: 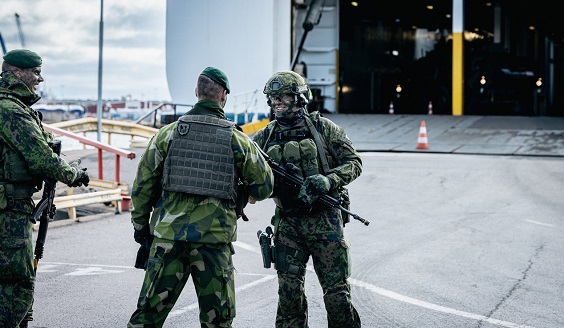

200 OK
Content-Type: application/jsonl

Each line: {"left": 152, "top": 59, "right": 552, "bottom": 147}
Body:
{"left": 274, "top": 244, "right": 308, "bottom": 276}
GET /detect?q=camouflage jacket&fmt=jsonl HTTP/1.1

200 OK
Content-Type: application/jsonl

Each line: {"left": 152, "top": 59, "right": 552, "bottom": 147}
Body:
{"left": 131, "top": 99, "right": 274, "bottom": 244}
{"left": 0, "top": 71, "right": 80, "bottom": 214}
{"left": 252, "top": 111, "right": 362, "bottom": 191}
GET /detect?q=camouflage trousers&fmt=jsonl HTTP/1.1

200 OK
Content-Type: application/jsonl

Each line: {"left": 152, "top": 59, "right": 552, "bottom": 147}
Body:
{"left": 274, "top": 208, "right": 361, "bottom": 328}
{"left": 127, "top": 238, "right": 236, "bottom": 328}
{"left": 0, "top": 210, "right": 35, "bottom": 328}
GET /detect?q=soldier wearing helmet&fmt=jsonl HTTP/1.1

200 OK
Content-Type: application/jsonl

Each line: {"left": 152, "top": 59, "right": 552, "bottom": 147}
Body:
{"left": 264, "top": 70, "right": 311, "bottom": 124}
{"left": 253, "top": 70, "right": 363, "bottom": 327}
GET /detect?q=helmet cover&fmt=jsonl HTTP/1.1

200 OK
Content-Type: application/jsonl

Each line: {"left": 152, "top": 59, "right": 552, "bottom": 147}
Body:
{"left": 264, "top": 70, "right": 309, "bottom": 95}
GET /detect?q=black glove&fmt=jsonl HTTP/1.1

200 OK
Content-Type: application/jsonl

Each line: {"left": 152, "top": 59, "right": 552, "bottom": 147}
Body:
{"left": 70, "top": 168, "right": 89, "bottom": 187}
{"left": 134, "top": 227, "right": 152, "bottom": 245}
{"left": 134, "top": 227, "right": 154, "bottom": 270}
{"left": 298, "top": 174, "right": 331, "bottom": 205}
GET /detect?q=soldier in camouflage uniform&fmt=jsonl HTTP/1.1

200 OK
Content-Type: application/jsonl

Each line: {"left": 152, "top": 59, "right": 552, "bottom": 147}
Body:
{"left": 127, "top": 67, "right": 274, "bottom": 328}
{"left": 0, "top": 49, "right": 90, "bottom": 328}
{"left": 253, "top": 70, "right": 363, "bottom": 328}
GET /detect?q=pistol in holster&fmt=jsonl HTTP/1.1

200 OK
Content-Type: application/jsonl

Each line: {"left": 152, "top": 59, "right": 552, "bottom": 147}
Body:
{"left": 257, "top": 226, "right": 275, "bottom": 269}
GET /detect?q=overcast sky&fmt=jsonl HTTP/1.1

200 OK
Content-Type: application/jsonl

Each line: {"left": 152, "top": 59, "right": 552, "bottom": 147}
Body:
{"left": 0, "top": 0, "right": 170, "bottom": 102}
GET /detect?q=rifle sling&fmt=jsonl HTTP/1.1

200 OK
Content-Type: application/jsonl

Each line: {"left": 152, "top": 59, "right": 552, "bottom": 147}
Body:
{"left": 304, "top": 116, "right": 331, "bottom": 175}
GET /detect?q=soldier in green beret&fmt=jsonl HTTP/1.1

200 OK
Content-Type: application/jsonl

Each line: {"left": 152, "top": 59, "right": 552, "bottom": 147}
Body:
{"left": 253, "top": 70, "right": 363, "bottom": 327}
{"left": 0, "top": 49, "right": 90, "bottom": 327}
{"left": 200, "top": 66, "right": 231, "bottom": 93}
{"left": 127, "top": 67, "right": 274, "bottom": 327}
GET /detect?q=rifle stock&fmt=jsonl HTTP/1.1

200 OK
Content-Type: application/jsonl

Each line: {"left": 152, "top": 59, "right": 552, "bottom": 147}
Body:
{"left": 253, "top": 142, "right": 370, "bottom": 226}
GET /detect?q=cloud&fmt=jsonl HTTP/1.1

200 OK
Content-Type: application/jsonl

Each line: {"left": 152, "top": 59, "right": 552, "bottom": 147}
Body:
{"left": 0, "top": 0, "right": 170, "bottom": 101}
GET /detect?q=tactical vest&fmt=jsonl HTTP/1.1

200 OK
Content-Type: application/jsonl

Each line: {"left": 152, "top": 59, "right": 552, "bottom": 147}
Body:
{"left": 0, "top": 93, "right": 42, "bottom": 210}
{"left": 263, "top": 118, "right": 336, "bottom": 212}
{"left": 162, "top": 114, "right": 237, "bottom": 201}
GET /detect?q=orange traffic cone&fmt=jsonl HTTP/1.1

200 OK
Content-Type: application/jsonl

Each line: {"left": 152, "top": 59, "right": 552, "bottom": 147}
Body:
{"left": 416, "top": 120, "right": 429, "bottom": 150}
{"left": 427, "top": 101, "right": 433, "bottom": 115}
{"left": 388, "top": 101, "right": 395, "bottom": 114}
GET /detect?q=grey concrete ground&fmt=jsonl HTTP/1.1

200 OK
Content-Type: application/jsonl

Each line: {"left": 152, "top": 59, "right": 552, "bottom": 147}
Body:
{"left": 28, "top": 114, "right": 564, "bottom": 327}
{"left": 46, "top": 114, "right": 564, "bottom": 225}
{"left": 325, "top": 114, "right": 564, "bottom": 156}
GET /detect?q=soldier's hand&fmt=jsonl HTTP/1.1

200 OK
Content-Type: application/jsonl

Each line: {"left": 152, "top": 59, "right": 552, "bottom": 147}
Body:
{"left": 68, "top": 159, "right": 90, "bottom": 187}
{"left": 134, "top": 227, "right": 153, "bottom": 245}
{"left": 298, "top": 174, "right": 331, "bottom": 204}
{"left": 69, "top": 158, "right": 82, "bottom": 168}
{"left": 70, "top": 168, "right": 90, "bottom": 187}
{"left": 133, "top": 227, "right": 153, "bottom": 270}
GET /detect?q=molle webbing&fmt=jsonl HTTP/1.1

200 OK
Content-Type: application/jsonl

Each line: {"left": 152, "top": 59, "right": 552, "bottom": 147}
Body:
{"left": 1, "top": 129, "right": 35, "bottom": 183}
{"left": 162, "top": 115, "right": 237, "bottom": 201}
{"left": 273, "top": 129, "right": 312, "bottom": 141}
{"left": 0, "top": 182, "right": 36, "bottom": 197}
{"left": 0, "top": 181, "right": 37, "bottom": 208}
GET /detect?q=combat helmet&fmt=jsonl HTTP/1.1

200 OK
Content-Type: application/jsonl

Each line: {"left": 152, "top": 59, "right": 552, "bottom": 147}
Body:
{"left": 263, "top": 70, "right": 309, "bottom": 96}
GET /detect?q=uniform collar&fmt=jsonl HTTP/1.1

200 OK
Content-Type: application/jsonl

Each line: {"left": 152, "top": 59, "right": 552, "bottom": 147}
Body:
{"left": 187, "top": 99, "right": 227, "bottom": 119}
{"left": 0, "top": 71, "right": 41, "bottom": 106}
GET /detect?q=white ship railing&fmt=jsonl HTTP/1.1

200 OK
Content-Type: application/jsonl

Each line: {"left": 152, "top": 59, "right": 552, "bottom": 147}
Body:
{"left": 225, "top": 89, "right": 269, "bottom": 125}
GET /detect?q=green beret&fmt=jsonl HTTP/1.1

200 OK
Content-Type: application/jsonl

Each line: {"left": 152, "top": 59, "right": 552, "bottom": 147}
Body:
{"left": 3, "top": 49, "right": 42, "bottom": 68}
{"left": 201, "top": 67, "right": 230, "bottom": 94}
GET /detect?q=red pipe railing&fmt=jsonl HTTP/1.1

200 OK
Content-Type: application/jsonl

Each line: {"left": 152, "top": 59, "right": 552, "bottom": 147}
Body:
{"left": 42, "top": 123, "right": 136, "bottom": 184}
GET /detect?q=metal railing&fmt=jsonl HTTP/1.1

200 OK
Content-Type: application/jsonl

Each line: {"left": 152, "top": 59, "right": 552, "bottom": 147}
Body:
{"left": 42, "top": 123, "right": 136, "bottom": 184}
{"left": 39, "top": 122, "right": 137, "bottom": 222}
{"left": 228, "top": 89, "right": 269, "bottom": 125}
{"left": 132, "top": 90, "right": 270, "bottom": 128}
{"left": 134, "top": 102, "right": 193, "bottom": 128}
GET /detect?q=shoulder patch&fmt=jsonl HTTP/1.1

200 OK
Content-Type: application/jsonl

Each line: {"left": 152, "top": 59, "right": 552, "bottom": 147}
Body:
{"left": 177, "top": 122, "right": 190, "bottom": 135}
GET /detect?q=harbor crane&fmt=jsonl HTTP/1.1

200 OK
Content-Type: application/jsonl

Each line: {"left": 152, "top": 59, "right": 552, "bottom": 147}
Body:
{"left": 15, "top": 13, "right": 26, "bottom": 48}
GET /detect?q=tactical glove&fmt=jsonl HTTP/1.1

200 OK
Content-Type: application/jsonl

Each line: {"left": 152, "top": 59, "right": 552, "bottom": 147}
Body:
{"left": 69, "top": 158, "right": 82, "bottom": 169}
{"left": 133, "top": 227, "right": 153, "bottom": 270}
{"left": 298, "top": 174, "right": 331, "bottom": 205}
{"left": 134, "top": 227, "right": 152, "bottom": 245}
{"left": 68, "top": 159, "right": 90, "bottom": 187}
{"left": 69, "top": 167, "right": 90, "bottom": 187}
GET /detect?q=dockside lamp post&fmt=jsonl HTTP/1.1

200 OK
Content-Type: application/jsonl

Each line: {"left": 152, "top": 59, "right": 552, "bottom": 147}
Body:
{"left": 96, "top": 0, "right": 104, "bottom": 141}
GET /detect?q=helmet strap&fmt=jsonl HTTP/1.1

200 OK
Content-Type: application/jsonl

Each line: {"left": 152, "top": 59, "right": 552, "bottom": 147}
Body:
{"left": 275, "top": 107, "right": 305, "bottom": 126}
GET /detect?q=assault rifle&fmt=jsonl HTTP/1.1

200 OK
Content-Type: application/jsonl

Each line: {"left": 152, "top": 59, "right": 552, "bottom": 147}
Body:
{"left": 254, "top": 142, "right": 370, "bottom": 226}
{"left": 20, "top": 140, "right": 61, "bottom": 327}
{"left": 32, "top": 140, "right": 61, "bottom": 264}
